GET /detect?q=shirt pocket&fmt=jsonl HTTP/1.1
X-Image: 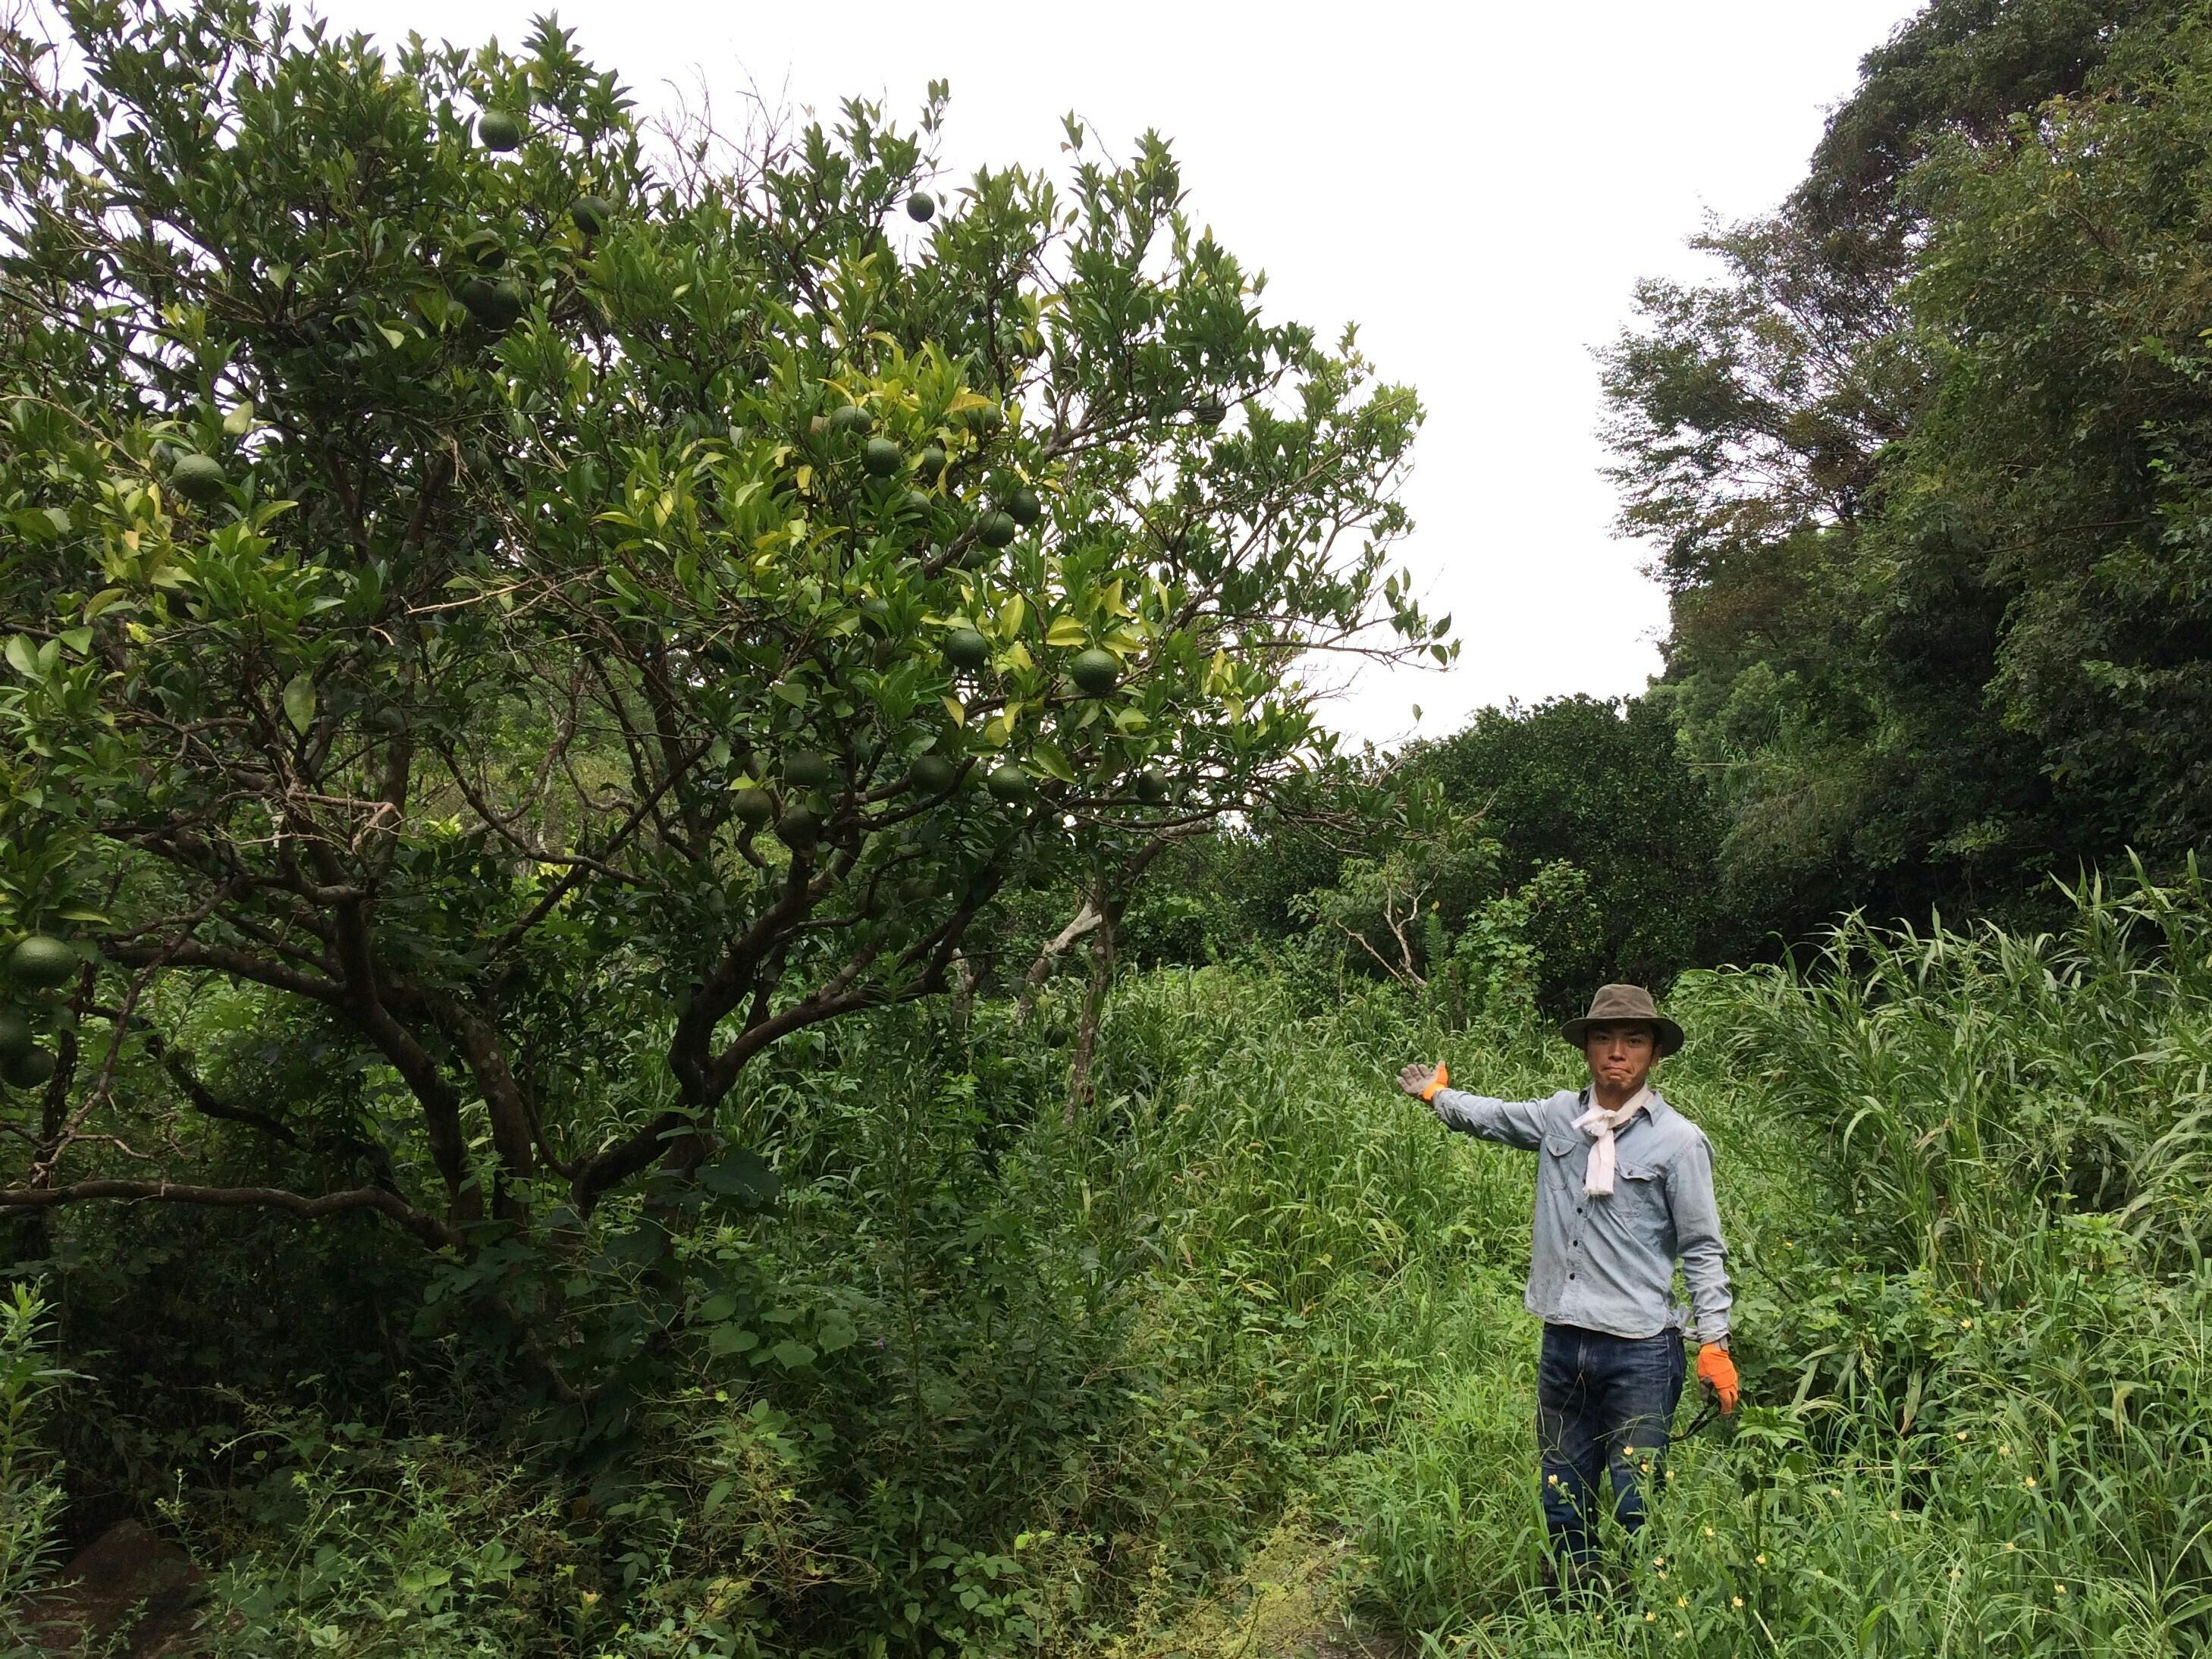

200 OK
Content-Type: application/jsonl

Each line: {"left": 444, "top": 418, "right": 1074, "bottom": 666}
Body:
{"left": 1613, "top": 1161, "right": 1670, "bottom": 1243}
{"left": 1542, "top": 1134, "right": 1586, "bottom": 1192}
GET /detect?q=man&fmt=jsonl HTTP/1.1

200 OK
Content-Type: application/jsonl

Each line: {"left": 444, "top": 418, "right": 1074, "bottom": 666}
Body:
{"left": 1396, "top": 982, "right": 1737, "bottom": 1580}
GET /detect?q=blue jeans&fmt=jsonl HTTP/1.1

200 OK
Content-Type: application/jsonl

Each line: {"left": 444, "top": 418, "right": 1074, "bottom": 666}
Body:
{"left": 1536, "top": 1322, "right": 1686, "bottom": 1565}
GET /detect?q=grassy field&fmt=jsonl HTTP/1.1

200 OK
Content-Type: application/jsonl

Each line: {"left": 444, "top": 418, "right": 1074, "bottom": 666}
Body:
{"left": 11, "top": 870, "right": 2212, "bottom": 1655}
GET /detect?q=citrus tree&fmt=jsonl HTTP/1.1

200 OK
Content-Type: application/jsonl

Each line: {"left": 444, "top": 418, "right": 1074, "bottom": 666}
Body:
{"left": 0, "top": 2, "right": 1441, "bottom": 1268}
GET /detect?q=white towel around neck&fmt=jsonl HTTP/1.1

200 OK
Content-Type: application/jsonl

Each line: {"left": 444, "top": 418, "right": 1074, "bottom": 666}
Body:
{"left": 1573, "top": 1086, "right": 1652, "bottom": 1197}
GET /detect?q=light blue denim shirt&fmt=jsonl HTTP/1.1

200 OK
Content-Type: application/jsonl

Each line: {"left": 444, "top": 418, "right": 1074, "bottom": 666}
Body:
{"left": 1431, "top": 1084, "right": 1731, "bottom": 1344}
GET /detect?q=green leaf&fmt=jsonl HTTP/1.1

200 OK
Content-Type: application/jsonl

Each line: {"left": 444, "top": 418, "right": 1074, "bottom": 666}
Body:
{"left": 282, "top": 671, "right": 316, "bottom": 734}
{"left": 699, "top": 1147, "right": 781, "bottom": 1204}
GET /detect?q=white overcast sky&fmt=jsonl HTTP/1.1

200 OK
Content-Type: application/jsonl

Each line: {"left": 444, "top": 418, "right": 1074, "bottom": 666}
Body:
{"left": 298, "top": 0, "right": 1924, "bottom": 748}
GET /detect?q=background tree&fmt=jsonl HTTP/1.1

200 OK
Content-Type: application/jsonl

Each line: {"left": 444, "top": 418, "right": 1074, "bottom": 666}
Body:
{"left": 1599, "top": 0, "right": 2204, "bottom": 936}
{"left": 1409, "top": 695, "right": 1727, "bottom": 1002}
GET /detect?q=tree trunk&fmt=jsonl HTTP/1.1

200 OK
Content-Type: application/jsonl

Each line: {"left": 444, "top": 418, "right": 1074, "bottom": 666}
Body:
{"left": 1015, "top": 901, "right": 1102, "bottom": 1021}
{"left": 1064, "top": 897, "right": 1116, "bottom": 1126}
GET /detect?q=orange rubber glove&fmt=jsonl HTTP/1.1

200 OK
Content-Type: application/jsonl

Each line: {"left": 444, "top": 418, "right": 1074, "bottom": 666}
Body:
{"left": 1420, "top": 1061, "right": 1448, "bottom": 1102}
{"left": 1697, "top": 1343, "right": 1740, "bottom": 1414}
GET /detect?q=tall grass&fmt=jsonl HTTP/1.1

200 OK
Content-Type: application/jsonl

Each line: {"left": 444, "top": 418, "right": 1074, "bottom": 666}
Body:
{"left": 39, "top": 867, "right": 2212, "bottom": 1654}
{"left": 0, "top": 1281, "right": 69, "bottom": 1637}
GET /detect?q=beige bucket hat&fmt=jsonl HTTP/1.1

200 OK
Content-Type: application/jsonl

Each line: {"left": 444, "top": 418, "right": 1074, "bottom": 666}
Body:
{"left": 1558, "top": 982, "right": 1683, "bottom": 1058}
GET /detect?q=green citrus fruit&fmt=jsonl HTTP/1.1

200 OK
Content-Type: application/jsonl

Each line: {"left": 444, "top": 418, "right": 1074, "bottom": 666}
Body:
{"left": 902, "top": 489, "right": 934, "bottom": 517}
{"left": 458, "top": 227, "right": 506, "bottom": 268}
{"left": 1, "top": 1044, "right": 53, "bottom": 1091}
{"left": 862, "top": 437, "right": 902, "bottom": 478}
{"left": 1006, "top": 487, "right": 1041, "bottom": 528}
{"left": 1137, "top": 766, "right": 1171, "bottom": 803}
{"left": 775, "top": 805, "right": 821, "bottom": 849}
{"left": 170, "top": 453, "right": 228, "bottom": 504}
{"left": 459, "top": 277, "right": 524, "bottom": 331}
{"left": 918, "top": 445, "right": 948, "bottom": 480}
{"left": 827, "top": 404, "right": 873, "bottom": 439}
{"left": 860, "top": 597, "right": 893, "bottom": 635}
{"left": 943, "top": 628, "right": 990, "bottom": 673}
{"left": 733, "top": 786, "right": 773, "bottom": 826}
{"left": 477, "top": 108, "right": 523, "bottom": 151}
{"left": 976, "top": 511, "right": 1017, "bottom": 549}
{"left": 898, "top": 876, "right": 934, "bottom": 908}
{"left": 1069, "top": 648, "right": 1119, "bottom": 697}
{"left": 0, "top": 1007, "right": 30, "bottom": 1063}
{"left": 906, "top": 190, "right": 936, "bottom": 223}
{"left": 1193, "top": 397, "right": 1227, "bottom": 428}
{"left": 908, "top": 753, "right": 956, "bottom": 794}
{"left": 783, "top": 749, "right": 830, "bottom": 789}
{"left": 8, "top": 935, "right": 77, "bottom": 991}
{"left": 986, "top": 763, "right": 1032, "bottom": 804}
{"left": 571, "top": 196, "right": 612, "bottom": 237}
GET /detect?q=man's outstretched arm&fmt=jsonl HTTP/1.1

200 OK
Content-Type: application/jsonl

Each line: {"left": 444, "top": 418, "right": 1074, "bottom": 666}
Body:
{"left": 1396, "top": 1062, "right": 1549, "bottom": 1149}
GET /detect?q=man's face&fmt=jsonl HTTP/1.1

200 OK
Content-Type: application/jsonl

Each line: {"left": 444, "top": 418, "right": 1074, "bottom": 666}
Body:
{"left": 1583, "top": 1021, "right": 1656, "bottom": 1096}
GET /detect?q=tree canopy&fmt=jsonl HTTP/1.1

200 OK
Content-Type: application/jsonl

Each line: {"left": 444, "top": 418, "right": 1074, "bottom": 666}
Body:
{"left": 0, "top": 1, "right": 1440, "bottom": 1276}
{"left": 1601, "top": 0, "right": 2212, "bottom": 934}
